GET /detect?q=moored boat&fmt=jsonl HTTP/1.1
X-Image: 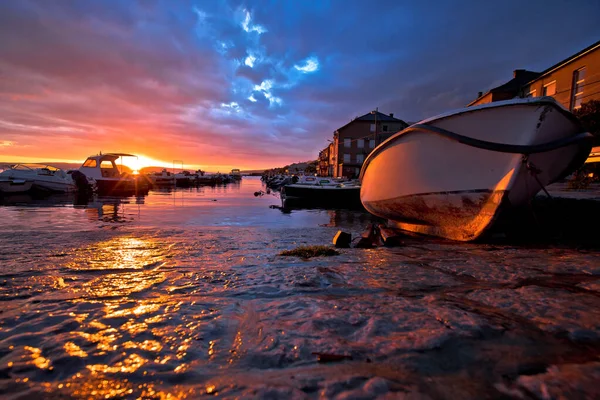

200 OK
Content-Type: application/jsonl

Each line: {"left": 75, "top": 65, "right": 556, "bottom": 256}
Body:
{"left": 0, "top": 178, "right": 34, "bottom": 194}
{"left": 281, "top": 179, "right": 362, "bottom": 208}
{"left": 359, "top": 97, "right": 593, "bottom": 241}
{"left": 79, "top": 153, "right": 149, "bottom": 195}
{"left": 148, "top": 169, "right": 176, "bottom": 187}
{"left": 0, "top": 164, "right": 77, "bottom": 193}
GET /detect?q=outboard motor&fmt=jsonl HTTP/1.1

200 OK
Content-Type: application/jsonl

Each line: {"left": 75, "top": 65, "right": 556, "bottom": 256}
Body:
{"left": 70, "top": 170, "right": 95, "bottom": 194}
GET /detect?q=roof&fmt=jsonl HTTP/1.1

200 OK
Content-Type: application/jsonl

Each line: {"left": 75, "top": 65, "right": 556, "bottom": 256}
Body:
{"left": 336, "top": 111, "right": 407, "bottom": 132}
{"left": 467, "top": 70, "right": 540, "bottom": 107}
{"left": 523, "top": 39, "right": 600, "bottom": 86}
{"left": 489, "top": 71, "right": 540, "bottom": 93}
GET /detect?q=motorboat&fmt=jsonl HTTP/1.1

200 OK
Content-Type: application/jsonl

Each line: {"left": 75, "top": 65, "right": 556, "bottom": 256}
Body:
{"left": 148, "top": 169, "right": 176, "bottom": 187}
{"left": 359, "top": 97, "right": 593, "bottom": 241}
{"left": 79, "top": 153, "right": 149, "bottom": 195}
{"left": 174, "top": 171, "right": 196, "bottom": 187}
{"left": 0, "top": 178, "right": 34, "bottom": 194}
{"left": 281, "top": 179, "right": 362, "bottom": 208}
{"left": 0, "top": 164, "right": 77, "bottom": 193}
{"left": 230, "top": 169, "right": 242, "bottom": 181}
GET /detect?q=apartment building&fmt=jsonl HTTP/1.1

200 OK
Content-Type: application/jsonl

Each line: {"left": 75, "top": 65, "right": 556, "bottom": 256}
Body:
{"left": 329, "top": 110, "right": 408, "bottom": 178}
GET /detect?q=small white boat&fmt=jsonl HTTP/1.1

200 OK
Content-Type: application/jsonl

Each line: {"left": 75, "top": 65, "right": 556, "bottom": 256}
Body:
{"left": 0, "top": 178, "right": 34, "bottom": 194}
{"left": 0, "top": 164, "right": 77, "bottom": 193}
{"left": 79, "top": 153, "right": 150, "bottom": 195}
{"left": 360, "top": 97, "right": 592, "bottom": 241}
{"left": 149, "top": 169, "right": 176, "bottom": 187}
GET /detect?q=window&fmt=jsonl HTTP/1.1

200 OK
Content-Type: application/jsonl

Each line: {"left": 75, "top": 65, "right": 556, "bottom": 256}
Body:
{"left": 344, "top": 138, "right": 351, "bottom": 148}
{"left": 570, "top": 67, "right": 586, "bottom": 110}
{"left": 382, "top": 125, "right": 388, "bottom": 132}
{"left": 357, "top": 139, "right": 364, "bottom": 148}
{"left": 369, "top": 139, "right": 375, "bottom": 148}
{"left": 543, "top": 80, "right": 556, "bottom": 97}
{"left": 356, "top": 154, "right": 364, "bottom": 163}
{"left": 526, "top": 89, "right": 536, "bottom": 98}
{"left": 82, "top": 158, "right": 97, "bottom": 168}
{"left": 343, "top": 153, "right": 350, "bottom": 163}
{"left": 370, "top": 124, "right": 376, "bottom": 132}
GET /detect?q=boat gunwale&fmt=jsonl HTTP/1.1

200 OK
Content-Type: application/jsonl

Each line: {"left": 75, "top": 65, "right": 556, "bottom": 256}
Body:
{"left": 359, "top": 98, "right": 587, "bottom": 181}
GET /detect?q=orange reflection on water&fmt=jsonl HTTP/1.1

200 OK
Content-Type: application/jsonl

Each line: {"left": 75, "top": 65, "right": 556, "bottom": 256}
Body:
{"left": 24, "top": 346, "right": 52, "bottom": 370}
{"left": 123, "top": 340, "right": 163, "bottom": 352}
{"left": 86, "top": 354, "right": 147, "bottom": 374}
{"left": 68, "top": 236, "right": 167, "bottom": 272}
{"left": 64, "top": 342, "right": 88, "bottom": 358}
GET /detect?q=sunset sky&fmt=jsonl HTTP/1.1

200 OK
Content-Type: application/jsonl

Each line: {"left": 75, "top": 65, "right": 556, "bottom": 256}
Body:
{"left": 1, "top": 0, "right": 599, "bottom": 172}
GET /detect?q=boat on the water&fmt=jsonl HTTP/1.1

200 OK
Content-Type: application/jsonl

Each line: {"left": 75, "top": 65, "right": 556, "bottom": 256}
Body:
{"left": 79, "top": 153, "right": 149, "bottom": 195}
{"left": 281, "top": 179, "right": 362, "bottom": 208}
{"left": 359, "top": 97, "right": 593, "bottom": 241}
{"left": 148, "top": 169, "right": 176, "bottom": 187}
{"left": 0, "top": 164, "right": 77, "bottom": 193}
{"left": 0, "top": 178, "right": 34, "bottom": 194}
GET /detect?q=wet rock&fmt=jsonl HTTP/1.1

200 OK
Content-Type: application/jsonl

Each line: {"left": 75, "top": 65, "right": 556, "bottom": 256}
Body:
{"left": 355, "top": 224, "right": 378, "bottom": 248}
{"left": 333, "top": 231, "right": 351, "bottom": 248}
{"left": 378, "top": 224, "right": 403, "bottom": 247}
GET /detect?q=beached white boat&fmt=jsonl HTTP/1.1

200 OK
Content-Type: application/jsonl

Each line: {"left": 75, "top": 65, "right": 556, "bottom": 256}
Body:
{"left": 0, "top": 164, "right": 77, "bottom": 193}
{"left": 79, "top": 153, "right": 150, "bottom": 195}
{"left": 360, "top": 97, "right": 593, "bottom": 241}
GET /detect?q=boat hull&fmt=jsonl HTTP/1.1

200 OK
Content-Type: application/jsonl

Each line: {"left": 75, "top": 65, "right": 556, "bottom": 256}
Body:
{"left": 95, "top": 178, "right": 149, "bottom": 196}
{"left": 0, "top": 179, "right": 34, "bottom": 194}
{"left": 282, "top": 184, "right": 362, "bottom": 208}
{"left": 30, "top": 178, "right": 76, "bottom": 193}
{"left": 360, "top": 98, "right": 592, "bottom": 241}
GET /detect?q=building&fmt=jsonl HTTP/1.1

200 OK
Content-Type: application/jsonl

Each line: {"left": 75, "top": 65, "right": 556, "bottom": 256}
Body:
{"left": 467, "top": 70, "right": 541, "bottom": 107}
{"left": 468, "top": 40, "right": 600, "bottom": 111}
{"left": 317, "top": 142, "right": 335, "bottom": 176}
{"left": 327, "top": 110, "right": 408, "bottom": 178}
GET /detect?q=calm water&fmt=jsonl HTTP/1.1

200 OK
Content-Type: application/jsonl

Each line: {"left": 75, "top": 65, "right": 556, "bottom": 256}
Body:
{"left": 1, "top": 176, "right": 599, "bottom": 399}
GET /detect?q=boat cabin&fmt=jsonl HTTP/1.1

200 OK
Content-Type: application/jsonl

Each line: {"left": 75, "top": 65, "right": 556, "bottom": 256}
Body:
{"left": 80, "top": 153, "right": 135, "bottom": 180}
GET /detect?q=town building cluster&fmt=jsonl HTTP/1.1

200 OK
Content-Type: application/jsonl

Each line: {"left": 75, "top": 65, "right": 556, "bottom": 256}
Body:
{"left": 318, "top": 40, "right": 600, "bottom": 178}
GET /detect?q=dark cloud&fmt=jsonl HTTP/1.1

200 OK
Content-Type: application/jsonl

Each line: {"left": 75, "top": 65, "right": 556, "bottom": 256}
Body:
{"left": 0, "top": 0, "right": 598, "bottom": 169}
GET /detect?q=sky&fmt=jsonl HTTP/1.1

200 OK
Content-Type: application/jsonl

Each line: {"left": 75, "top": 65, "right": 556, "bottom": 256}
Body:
{"left": 0, "top": 0, "right": 599, "bottom": 172}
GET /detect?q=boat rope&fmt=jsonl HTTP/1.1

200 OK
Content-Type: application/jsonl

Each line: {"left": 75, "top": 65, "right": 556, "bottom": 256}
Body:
{"left": 405, "top": 124, "right": 592, "bottom": 155}
{"left": 522, "top": 155, "right": 552, "bottom": 199}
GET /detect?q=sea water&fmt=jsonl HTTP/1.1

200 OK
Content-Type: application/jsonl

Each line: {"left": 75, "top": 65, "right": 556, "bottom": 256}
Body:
{"left": 0, "top": 177, "right": 599, "bottom": 399}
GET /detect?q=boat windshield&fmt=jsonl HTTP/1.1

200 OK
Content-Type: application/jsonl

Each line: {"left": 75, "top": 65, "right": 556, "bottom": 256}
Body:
{"left": 12, "top": 164, "right": 60, "bottom": 171}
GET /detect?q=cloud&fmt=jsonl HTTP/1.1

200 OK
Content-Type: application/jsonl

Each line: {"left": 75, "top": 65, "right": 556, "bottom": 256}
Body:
{"left": 0, "top": 0, "right": 599, "bottom": 169}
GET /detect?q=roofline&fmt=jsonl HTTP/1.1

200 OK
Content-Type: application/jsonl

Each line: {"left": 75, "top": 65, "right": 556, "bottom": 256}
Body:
{"left": 468, "top": 40, "right": 600, "bottom": 106}
{"left": 466, "top": 90, "right": 491, "bottom": 107}
{"left": 335, "top": 114, "right": 408, "bottom": 133}
{"left": 522, "top": 39, "right": 600, "bottom": 86}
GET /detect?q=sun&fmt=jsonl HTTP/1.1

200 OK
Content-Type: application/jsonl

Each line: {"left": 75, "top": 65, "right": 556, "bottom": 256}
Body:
{"left": 117, "top": 155, "right": 170, "bottom": 174}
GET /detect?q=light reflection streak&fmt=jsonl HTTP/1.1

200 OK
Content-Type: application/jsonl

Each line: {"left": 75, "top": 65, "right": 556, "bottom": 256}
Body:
{"left": 86, "top": 354, "right": 147, "bottom": 374}
{"left": 24, "top": 346, "right": 52, "bottom": 370}
{"left": 24, "top": 235, "right": 208, "bottom": 399}
{"left": 64, "top": 342, "right": 88, "bottom": 358}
